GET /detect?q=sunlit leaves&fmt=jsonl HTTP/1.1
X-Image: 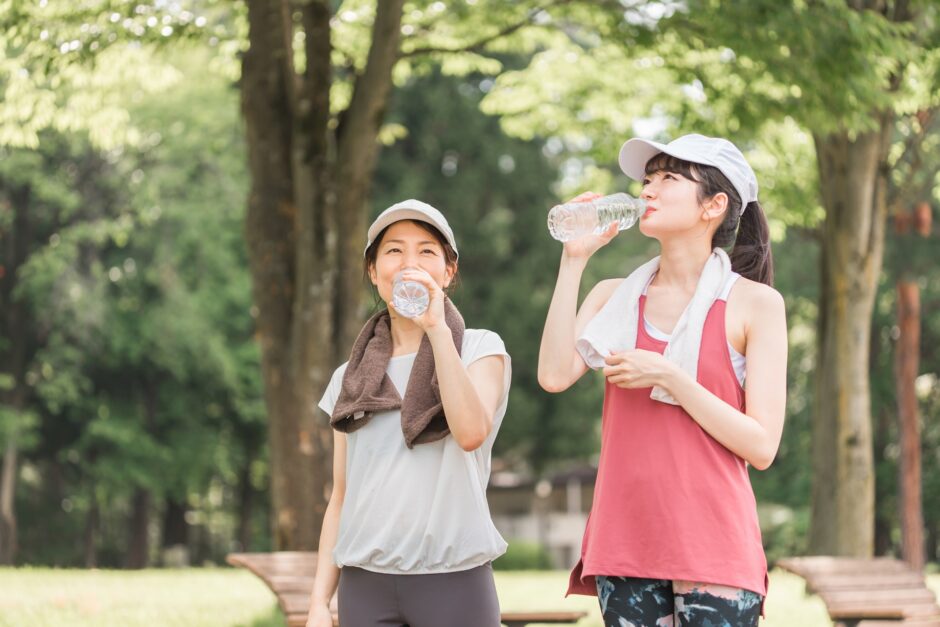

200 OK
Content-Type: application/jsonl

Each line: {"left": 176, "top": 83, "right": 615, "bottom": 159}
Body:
{"left": 480, "top": 1, "right": 938, "bottom": 237}
{"left": 1, "top": 0, "right": 233, "bottom": 149}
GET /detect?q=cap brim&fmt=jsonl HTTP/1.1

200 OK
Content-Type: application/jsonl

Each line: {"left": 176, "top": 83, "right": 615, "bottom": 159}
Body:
{"left": 618, "top": 138, "right": 669, "bottom": 181}
{"left": 368, "top": 208, "right": 438, "bottom": 244}
{"left": 364, "top": 206, "right": 459, "bottom": 257}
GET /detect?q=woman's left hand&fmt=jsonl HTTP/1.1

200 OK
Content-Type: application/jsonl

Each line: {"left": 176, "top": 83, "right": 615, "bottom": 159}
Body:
{"left": 602, "top": 350, "right": 680, "bottom": 389}
{"left": 394, "top": 267, "right": 449, "bottom": 333}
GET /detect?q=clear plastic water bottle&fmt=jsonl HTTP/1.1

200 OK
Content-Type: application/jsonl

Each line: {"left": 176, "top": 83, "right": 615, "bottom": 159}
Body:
{"left": 391, "top": 271, "right": 429, "bottom": 318}
{"left": 547, "top": 192, "right": 647, "bottom": 242}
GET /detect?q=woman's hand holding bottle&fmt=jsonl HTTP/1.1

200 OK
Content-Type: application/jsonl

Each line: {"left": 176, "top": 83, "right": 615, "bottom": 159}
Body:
{"left": 391, "top": 267, "right": 448, "bottom": 334}
{"left": 392, "top": 269, "right": 431, "bottom": 318}
{"left": 554, "top": 192, "right": 620, "bottom": 260}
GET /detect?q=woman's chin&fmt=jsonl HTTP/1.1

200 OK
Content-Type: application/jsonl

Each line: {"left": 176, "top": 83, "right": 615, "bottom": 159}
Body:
{"left": 638, "top": 219, "right": 658, "bottom": 237}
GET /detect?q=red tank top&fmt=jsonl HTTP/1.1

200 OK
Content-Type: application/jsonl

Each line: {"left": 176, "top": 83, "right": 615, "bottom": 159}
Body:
{"left": 567, "top": 287, "right": 768, "bottom": 598}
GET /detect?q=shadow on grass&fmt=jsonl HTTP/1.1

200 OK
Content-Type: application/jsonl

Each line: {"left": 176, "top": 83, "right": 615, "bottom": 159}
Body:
{"left": 240, "top": 604, "right": 287, "bottom": 627}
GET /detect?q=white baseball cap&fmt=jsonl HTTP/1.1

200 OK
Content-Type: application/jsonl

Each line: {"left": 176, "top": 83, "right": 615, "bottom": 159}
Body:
{"left": 364, "top": 199, "right": 458, "bottom": 258}
{"left": 618, "top": 134, "right": 758, "bottom": 210}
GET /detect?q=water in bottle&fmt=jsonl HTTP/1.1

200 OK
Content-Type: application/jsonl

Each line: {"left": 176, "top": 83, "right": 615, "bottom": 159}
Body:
{"left": 547, "top": 192, "right": 647, "bottom": 242}
{"left": 391, "top": 271, "right": 429, "bottom": 318}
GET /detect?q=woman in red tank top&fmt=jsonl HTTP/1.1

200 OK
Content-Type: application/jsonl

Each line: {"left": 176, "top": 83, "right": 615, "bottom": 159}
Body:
{"left": 538, "top": 135, "right": 787, "bottom": 626}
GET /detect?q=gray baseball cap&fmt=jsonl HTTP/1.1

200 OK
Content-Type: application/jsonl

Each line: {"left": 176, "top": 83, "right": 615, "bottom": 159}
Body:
{"left": 364, "top": 199, "right": 458, "bottom": 258}
{"left": 618, "top": 134, "right": 758, "bottom": 210}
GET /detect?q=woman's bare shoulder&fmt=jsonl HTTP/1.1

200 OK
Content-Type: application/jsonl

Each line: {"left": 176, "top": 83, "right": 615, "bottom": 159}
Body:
{"left": 589, "top": 278, "right": 626, "bottom": 298}
{"left": 582, "top": 278, "right": 625, "bottom": 309}
{"left": 729, "top": 276, "right": 785, "bottom": 321}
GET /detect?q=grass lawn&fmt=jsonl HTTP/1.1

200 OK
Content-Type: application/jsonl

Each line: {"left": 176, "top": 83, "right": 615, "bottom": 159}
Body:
{"left": 0, "top": 567, "right": 937, "bottom": 626}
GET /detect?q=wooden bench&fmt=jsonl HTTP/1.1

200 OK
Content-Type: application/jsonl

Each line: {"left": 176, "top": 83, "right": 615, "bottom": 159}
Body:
{"left": 228, "top": 552, "right": 587, "bottom": 627}
{"left": 777, "top": 556, "right": 940, "bottom": 627}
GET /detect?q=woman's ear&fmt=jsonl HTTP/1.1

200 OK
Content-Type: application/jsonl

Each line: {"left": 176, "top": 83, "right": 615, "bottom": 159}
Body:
{"left": 368, "top": 262, "right": 378, "bottom": 286}
{"left": 702, "top": 192, "right": 729, "bottom": 222}
{"left": 443, "top": 263, "right": 457, "bottom": 289}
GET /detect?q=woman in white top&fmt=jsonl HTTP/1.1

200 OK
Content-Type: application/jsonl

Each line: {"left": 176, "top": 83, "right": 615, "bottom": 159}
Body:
{"left": 306, "top": 200, "right": 511, "bottom": 627}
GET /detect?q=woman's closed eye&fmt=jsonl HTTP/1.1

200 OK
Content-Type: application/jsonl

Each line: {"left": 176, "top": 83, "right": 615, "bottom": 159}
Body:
{"left": 382, "top": 246, "right": 439, "bottom": 256}
{"left": 642, "top": 172, "right": 679, "bottom": 185}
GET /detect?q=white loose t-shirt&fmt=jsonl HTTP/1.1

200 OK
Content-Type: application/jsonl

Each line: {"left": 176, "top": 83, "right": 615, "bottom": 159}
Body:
{"left": 318, "top": 328, "right": 511, "bottom": 574}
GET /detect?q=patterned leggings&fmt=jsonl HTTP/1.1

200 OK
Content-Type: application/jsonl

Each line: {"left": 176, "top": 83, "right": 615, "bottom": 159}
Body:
{"left": 595, "top": 575, "right": 762, "bottom": 627}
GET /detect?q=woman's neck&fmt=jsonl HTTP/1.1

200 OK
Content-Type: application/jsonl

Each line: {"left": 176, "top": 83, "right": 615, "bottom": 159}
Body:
{"left": 653, "top": 241, "right": 713, "bottom": 291}
{"left": 389, "top": 313, "right": 424, "bottom": 355}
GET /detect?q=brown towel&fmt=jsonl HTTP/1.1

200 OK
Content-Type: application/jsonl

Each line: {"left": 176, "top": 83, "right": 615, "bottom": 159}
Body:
{"left": 330, "top": 298, "right": 465, "bottom": 448}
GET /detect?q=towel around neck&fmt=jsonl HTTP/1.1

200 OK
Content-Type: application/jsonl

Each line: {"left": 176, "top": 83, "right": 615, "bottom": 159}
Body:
{"left": 576, "top": 247, "right": 733, "bottom": 405}
{"left": 330, "top": 298, "right": 465, "bottom": 447}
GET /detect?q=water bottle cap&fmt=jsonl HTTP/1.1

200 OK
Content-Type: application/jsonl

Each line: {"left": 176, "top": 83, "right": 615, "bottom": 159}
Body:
{"left": 618, "top": 134, "right": 758, "bottom": 210}
{"left": 365, "top": 200, "right": 459, "bottom": 258}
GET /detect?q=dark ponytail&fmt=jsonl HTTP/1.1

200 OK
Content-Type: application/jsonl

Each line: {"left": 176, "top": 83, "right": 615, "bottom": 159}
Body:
{"left": 728, "top": 201, "right": 773, "bottom": 286}
{"left": 644, "top": 152, "right": 774, "bottom": 286}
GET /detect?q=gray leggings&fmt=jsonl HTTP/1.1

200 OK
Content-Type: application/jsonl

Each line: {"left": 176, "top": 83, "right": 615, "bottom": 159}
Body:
{"left": 337, "top": 563, "right": 501, "bottom": 627}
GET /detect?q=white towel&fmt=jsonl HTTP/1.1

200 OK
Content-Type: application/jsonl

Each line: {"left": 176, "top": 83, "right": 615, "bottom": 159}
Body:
{"left": 576, "top": 247, "right": 733, "bottom": 405}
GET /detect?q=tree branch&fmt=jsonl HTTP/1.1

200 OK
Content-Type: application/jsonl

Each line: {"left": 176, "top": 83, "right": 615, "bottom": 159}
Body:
{"left": 891, "top": 0, "right": 911, "bottom": 22}
{"left": 280, "top": 0, "right": 299, "bottom": 120}
{"left": 336, "top": 0, "right": 404, "bottom": 162}
{"left": 887, "top": 107, "right": 938, "bottom": 208}
{"left": 300, "top": 0, "right": 332, "bottom": 152}
{"left": 292, "top": 0, "right": 335, "bottom": 377}
{"left": 333, "top": 0, "right": 405, "bottom": 348}
{"left": 399, "top": 0, "right": 572, "bottom": 58}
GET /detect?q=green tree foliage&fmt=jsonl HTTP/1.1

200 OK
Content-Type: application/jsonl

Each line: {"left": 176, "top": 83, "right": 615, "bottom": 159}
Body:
{"left": 481, "top": 0, "right": 940, "bottom": 558}
{"left": 3, "top": 45, "right": 265, "bottom": 566}
{"left": 4, "top": 0, "right": 939, "bottom": 566}
{"left": 0, "top": 0, "right": 226, "bottom": 149}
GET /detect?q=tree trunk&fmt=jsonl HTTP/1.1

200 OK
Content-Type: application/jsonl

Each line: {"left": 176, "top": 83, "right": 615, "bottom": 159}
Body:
{"left": 161, "top": 497, "right": 189, "bottom": 567}
{"left": 83, "top": 491, "right": 99, "bottom": 568}
{"left": 162, "top": 498, "right": 188, "bottom": 547}
{"left": 236, "top": 458, "right": 255, "bottom": 551}
{"left": 809, "top": 120, "right": 892, "bottom": 557}
{"left": 872, "top": 306, "right": 894, "bottom": 557}
{"left": 125, "top": 377, "right": 158, "bottom": 569}
{"left": 895, "top": 279, "right": 924, "bottom": 570}
{"left": 873, "top": 408, "right": 893, "bottom": 556}
{"left": 241, "top": 0, "right": 404, "bottom": 549}
{"left": 0, "top": 183, "right": 32, "bottom": 565}
{"left": 190, "top": 516, "right": 208, "bottom": 566}
{"left": 125, "top": 488, "right": 151, "bottom": 569}
{"left": 927, "top": 523, "right": 938, "bottom": 565}
{"left": 0, "top": 441, "right": 16, "bottom": 565}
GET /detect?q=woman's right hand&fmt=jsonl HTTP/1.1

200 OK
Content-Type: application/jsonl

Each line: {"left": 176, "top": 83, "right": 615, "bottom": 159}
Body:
{"left": 560, "top": 192, "right": 620, "bottom": 260}
{"left": 305, "top": 604, "right": 334, "bottom": 627}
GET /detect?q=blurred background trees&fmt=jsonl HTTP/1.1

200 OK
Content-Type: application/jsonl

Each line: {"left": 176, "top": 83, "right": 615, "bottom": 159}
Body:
{"left": 1, "top": 0, "right": 938, "bottom": 569}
